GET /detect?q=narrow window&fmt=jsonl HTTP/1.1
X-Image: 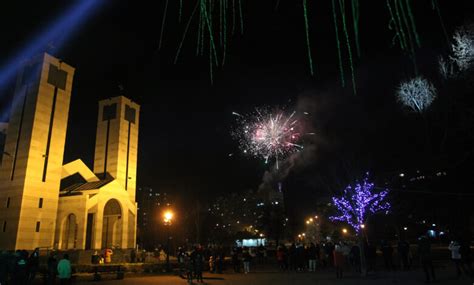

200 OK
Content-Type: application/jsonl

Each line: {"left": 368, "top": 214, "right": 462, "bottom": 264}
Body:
{"left": 2, "top": 221, "right": 6, "bottom": 232}
{"left": 36, "top": 221, "right": 40, "bottom": 232}
{"left": 6, "top": 197, "right": 10, "bottom": 208}
{"left": 39, "top": 198, "right": 43, "bottom": 208}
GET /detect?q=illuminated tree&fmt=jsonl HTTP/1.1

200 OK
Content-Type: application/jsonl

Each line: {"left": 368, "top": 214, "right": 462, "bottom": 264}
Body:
{"left": 397, "top": 76, "right": 437, "bottom": 113}
{"left": 451, "top": 24, "right": 474, "bottom": 72}
{"left": 438, "top": 55, "right": 456, "bottom": 79}
{"left": 329, "top": 173, "right": 390, "bottom": 233}
{"left": 438, "top": 24, "right": 474, "bottom": 80}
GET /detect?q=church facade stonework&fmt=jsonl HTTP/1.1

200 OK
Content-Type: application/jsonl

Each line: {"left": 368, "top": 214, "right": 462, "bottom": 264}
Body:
{"left": 0, "top": 53, "right": 139, "bottom": 250}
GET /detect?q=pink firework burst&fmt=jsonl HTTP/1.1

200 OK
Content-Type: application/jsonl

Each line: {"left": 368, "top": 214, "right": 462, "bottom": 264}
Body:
{"left": 232, "top": 108, "right": 306, "bottom": 169}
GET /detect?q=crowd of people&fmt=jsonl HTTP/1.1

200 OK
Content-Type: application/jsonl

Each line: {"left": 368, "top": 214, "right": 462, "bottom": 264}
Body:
{"left": 0, "top": 236, "right": 472, "bottom": 284}
{"left": 274, "top": 241, "right": 365, "bottom": 276}
{"left": 174, "top": 244, "right": 266, "bottom": 283}
{"left": 171, "top": 236, "right": 472, "bottom": 283}
{"left": 0, "top": 248, "right": 71, "bottom": 285}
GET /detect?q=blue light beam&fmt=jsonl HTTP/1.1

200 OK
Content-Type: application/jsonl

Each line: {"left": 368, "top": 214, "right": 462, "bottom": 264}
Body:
{"left": 0, "top": 0, "right": 104, "bottom": 120}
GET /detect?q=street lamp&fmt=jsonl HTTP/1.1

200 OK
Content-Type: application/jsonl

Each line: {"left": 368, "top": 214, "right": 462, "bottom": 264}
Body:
{"left": 342, "top": 228, "right": 348, "bottom": 234}
{"left": 164, "top": 211, "right": 173, "bottom": 224}
{"left": 163, "top": 210, "right": 174, "bottom": 272}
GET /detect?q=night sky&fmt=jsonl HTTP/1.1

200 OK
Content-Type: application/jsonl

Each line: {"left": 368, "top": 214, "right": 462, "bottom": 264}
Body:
{"left": 0, "top": 1, "right": 473, "bottom": 214}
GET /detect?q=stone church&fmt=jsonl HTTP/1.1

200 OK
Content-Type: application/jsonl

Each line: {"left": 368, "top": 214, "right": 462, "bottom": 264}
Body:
{"left": 0, "top": 53, "right": 139, "bottom": 250}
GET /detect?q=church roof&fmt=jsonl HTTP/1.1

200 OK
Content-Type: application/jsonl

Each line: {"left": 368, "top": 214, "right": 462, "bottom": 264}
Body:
{"left": 60, "top": 177, "right": 114, "bottom": 196}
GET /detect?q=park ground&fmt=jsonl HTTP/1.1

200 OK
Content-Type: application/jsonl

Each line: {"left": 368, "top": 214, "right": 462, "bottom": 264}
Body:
{"left": 73, "top": 268, "right": 474, "bottom": 285}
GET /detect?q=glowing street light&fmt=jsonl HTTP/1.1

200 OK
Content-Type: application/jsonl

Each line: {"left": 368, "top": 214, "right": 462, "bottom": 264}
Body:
{"left": 403, "top": 227, "right": 408, "bottom": 231}
{"left": 164, "top": 210, "right": 173, "bottom": 224}
{"left": 163, "top": 210, "right": 174, "bottom": 272}
{"left": 342, "top": 228, "right": 348, "bottom": 234}
{"left": 360, "top": 224, "right": 365, "bottom": 229}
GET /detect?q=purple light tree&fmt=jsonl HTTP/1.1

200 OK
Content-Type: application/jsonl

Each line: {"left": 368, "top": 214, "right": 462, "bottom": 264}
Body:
{"left": 330, "top": 173, "right": 390, "bottom": 233}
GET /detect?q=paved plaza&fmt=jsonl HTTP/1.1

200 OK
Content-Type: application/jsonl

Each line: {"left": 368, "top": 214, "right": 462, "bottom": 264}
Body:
{"left": 74, "top": 269, "right": 473, "bottom": 285}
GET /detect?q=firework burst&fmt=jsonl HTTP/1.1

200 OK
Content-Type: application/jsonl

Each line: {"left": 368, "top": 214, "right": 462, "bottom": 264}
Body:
{"left": 232, "top": 108, "right": 309, "bottom": 169}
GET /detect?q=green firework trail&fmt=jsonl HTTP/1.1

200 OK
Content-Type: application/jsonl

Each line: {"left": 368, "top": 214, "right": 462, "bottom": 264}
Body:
{"left": 303, "top": 0, "right": 314, "bottom": 76}
{"left": 339, "top": 0, "right": 357, "bottom": 94}
{"left": 405, "top": 0, "right": 420, "bottom": 47}
{"left": 332, "top": 0, "right": 345, "bottom": 87}
{"left": 222, "top": 0, "right": 228, "bottom": 66}
{"left": 200, "top": 7, "right": 205, "bottom": 56}
{"left": 397, "top": 0, "right": 418, "bottom": 74}
{"left": 220, "top": 0, "right": 223, "bottom": 47}
{"left": 351, "top": 0, "right": 361, "bottom": 58}
{"left": 239, "top": 0, "right": 244, "bottom": 34}
{"left": 393, "top": 0, "right": 408, "bottom": 51}
{"left": 386, "top": 0, "right": 420, "bottom": 74}
{"left": 158, "top": 0, "right": 169, "bottom": 50}
{"left": 275, "top": 0, "right": 281, "bottom": 11}
{"left": 210, "top": 32, "right": 214, "bottom": 84}
{"left": 160, "top": 0, "right": 449, "bottom": 85}
{"left": 202, "top": 0, "right": 219, "bottom": 67}
{"left": 174, "top": 1, "right": 200, "bottom": 64}
{"left": 232, "top": 0, "right": 236, "bottom": 35}
{"left": 387, "top": 0, "right": 406, "bottom": 50}
{"left": 196, "top": 9, "right": 202, "bottom": 55}
{"left": 431, "top": 0, "right": 449, "bottom": 46}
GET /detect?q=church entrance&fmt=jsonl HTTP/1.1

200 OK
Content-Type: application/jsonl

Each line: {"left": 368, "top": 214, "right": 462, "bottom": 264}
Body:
{"left": 61, "top": 214, "right": 77, "bottom": 249}
{"left": 102, "top": 199, "right": 122, "bottom": 249}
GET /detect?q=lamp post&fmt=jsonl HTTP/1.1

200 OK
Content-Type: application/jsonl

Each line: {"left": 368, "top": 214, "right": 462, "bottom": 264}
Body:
{"left": 305, "top": 215, "right": 321, "bottom": 243}
{"left": 163, "top": 210, "right": 173, "bottom": 272}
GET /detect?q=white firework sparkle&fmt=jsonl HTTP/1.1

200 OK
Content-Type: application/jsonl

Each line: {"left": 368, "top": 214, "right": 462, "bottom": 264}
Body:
{"left": 232, "top": 108, "right": 307, "bottom": 169}
{"left": 397, "top": 76, "right": 437, "bottom": 113}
